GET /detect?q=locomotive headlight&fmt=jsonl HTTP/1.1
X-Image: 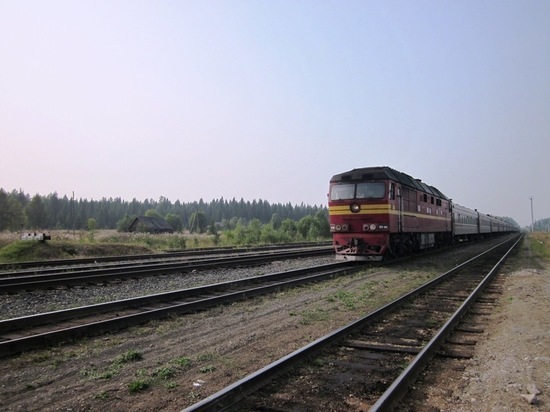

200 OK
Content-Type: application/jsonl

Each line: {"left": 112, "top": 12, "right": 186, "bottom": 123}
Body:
{"left": 331, "top": 224, "right": 350, "bottom": 233}
{"left": 370, "top": 224, "right": 377, "bottom": 231}
{"left": 350, "top": 203, "right": 361, "bottom": 213}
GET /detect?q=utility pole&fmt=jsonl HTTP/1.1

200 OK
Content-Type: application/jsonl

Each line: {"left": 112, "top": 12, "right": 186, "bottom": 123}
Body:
{"left": 72, "top": 191, "right": 76, "bottom": 236}
{"left": 529, "top": 196, "right": 534, "bottom": 232}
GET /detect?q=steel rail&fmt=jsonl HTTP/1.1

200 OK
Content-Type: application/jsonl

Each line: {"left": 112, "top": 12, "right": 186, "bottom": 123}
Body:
{"left": 0, "top": 262, "right": 354, "bottom": 358}
{"left": 181, "top": 234, "right": 522, "bottom": 412}
{"left": 0, "top": 242, "right": 332, "bottom": 272}
{"left": 369, "top": 233, "right": 524, "bottom": 411}
{"left": 0, "top": 245, "right": 328, "bottom": 278}
{"left": 0, "top": 248, "right": 333, "bottom": 292}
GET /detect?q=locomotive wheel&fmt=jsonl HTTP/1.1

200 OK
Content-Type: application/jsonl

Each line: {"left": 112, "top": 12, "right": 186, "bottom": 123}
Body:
{"left": 389, "top": 242, "right": 407, "bottom": 257}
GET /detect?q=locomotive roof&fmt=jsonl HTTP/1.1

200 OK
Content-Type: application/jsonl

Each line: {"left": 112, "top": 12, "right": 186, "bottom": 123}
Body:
{"left": 330, "top": 166, "right": 449, "bottom": 200}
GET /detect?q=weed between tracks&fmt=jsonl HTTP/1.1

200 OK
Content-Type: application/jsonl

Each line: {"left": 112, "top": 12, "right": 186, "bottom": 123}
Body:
{"left": 80, "top": 348, "right": 230, "bottom": 398}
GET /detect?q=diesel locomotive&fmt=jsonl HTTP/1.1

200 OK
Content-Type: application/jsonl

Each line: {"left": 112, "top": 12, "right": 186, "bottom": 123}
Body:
{"left": 328, "top": 166, "right": 518, "bottom": 261}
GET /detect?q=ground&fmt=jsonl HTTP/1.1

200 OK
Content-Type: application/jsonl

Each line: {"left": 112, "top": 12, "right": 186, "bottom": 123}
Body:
{"left": 401, "top": 240, "right": 549, "bottom": 411}
{"left": 0, "top": 236, "right": 547, "bottom": 411}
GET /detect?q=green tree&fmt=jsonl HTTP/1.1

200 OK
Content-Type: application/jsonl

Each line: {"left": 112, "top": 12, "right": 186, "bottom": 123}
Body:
{"left": 232, "top": 222, "right": 248, "bottom": 245}
{"left": 87, "top": 218, "right": 97, "bottom": 231}
{"left": 4, "top": 196, "right": 26, "bottom": 231}
{"left": 144, "top": 209, "right": 163, "bottom": 219}
{"left": 297, "top": 215, "right": 315, "bottom": 239}
{"left": 269, "top": 213, "right": 282, "bottom": 230}
{"left": 0, "top": 189, "right": 8, "bottom": 231}
{"left": 279, "top": 218, "right": 297, "bottom": 242}
{"left": 116, "top": 214, "right": 136, "bottom": 232}
{"left": 165, "top": 213, "right": 183, "bottom": 232}
{"left": 189, "top": 211, "right": 207, "bottom": 233}
{"left": 207, "top": 219, "right": 217, "bottom": 235}
{"left": 260, "top": 224, "right": 280, "bottom": 244}
{"left": 246, "top": 218, "right": 262, "bottom": 244}
{"left": 87, "top": 218, "right": 97, "bottom": 241}
{"left": 314, "top": 209, "right": 331, "bottom": 238}
{"left": 26, "top": 194, "right": 48, "bottom": 229}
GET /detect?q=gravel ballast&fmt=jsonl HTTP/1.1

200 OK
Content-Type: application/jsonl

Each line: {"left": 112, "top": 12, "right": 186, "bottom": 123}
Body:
{"left": 0, "top": 256, "right": 336, "bottom": 320}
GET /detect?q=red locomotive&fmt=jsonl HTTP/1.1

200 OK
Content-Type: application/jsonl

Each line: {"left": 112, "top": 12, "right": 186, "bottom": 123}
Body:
{"left": 328, "top": 166, "right": 518, "bottom": 261}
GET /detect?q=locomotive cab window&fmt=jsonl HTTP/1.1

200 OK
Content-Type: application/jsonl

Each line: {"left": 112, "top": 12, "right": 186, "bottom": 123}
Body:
{"left": 330, "top": 182, "right": 385, "bottom": 200}
{"left": 330, "top": 184, "right": 355, "bottom": 200}
{"left": 356, "top": 182, "right": 385, "bottom": 199}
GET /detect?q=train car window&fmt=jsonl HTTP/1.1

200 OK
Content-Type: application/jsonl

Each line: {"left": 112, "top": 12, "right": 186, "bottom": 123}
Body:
{"left": 389, "top": 183, "right": 395, "bottom": 200}
{"left": 356, "top": 182, "right": 385, "bottom": 199}
{"left": 329, "top": 184, "right": 355, "bottom": 200}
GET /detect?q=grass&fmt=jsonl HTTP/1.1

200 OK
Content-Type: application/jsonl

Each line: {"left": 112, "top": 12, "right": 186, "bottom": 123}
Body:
{"left": 299, "top": 307, "right": 330, "bottom": 325}
{"left": 114, "top": 349, "right": 143, "bottom": 364}
{"left": 0, "top": 230, "right": 219, "bottom": 263}
{"left": 528, "top": 232, "right": 550, "bottom": 261}
{"left": 94, "top": 391, "right": 110, "bottom": 400}
{"left": 174, "top": 356, "right": 192, "bottom": 367}
{"left": 0, "top": 239, "right": 148, "bottom": 263}
{"left": 199, "top": 365, "right": 216, "bottom": 373}
{"left": 82, "top": 351, "right": 197, "bottom": 397}
{"left": 0, "top": 228, "right": 327, "bottom": 263}
{"left": 154, "top": 366, "right": 175, "bottom": 380}
{"left": 195, "top": 352, "right": 218, "bottom": 362}
{"left": 0, "top": 241, "right": 54, "bottom": 263}
{"left": 164, "top": 381, "right": 178, "bottom": 390}
{"left": 128, "top": 379, "right": 149, "bottom": 393}
{"left": 82, "top": 349, "right": 143, "bottom": 381}
{"left": 327, "top": 290, "right": 359, "bottom": 310}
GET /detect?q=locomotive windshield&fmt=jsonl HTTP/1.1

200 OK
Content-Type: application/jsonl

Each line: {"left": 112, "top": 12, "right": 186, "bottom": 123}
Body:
{"left": 330, "top": 182, "right": 385, "bottom": 200}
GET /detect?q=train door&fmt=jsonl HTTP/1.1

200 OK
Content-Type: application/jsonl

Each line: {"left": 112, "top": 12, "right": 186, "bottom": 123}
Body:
{"left": 389, "top": 182, "right": 403, "bottom": 233}
{"left": 397, "top": 185, "right": 403, "bottom": 233}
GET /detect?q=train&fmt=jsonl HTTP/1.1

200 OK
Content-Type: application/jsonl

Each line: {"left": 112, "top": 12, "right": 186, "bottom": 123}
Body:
{"left": 328, "top": 166, "right": 519, "bottom": 261}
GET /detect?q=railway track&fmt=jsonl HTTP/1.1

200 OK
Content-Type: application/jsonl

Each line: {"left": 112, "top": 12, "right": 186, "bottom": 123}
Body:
{"left": 0, "top": 261, "right": 357, "bottom": 358}
{"left": 182, "top": 234, "right": 522, "bottom": 411}
{"left": 0, "top": 242, "right": 332, "bottom": 272}
{"left": 0, "top": 246, "right": 333, "bottom": 293}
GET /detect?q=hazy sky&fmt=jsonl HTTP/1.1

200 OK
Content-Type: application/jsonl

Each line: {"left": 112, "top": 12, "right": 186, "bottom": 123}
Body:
{"left": 1, "top": 1, "right": 548, "bottom": 227}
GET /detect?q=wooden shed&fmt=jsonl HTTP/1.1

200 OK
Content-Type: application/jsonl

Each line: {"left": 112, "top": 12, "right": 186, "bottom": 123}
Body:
{"left": 127, "top": 216, "right": 174, "bottom": 234}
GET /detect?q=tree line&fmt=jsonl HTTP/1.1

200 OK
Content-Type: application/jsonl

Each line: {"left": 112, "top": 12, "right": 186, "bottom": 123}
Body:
{"left": 0, "top": 189, "right": 329, "bottom": 234}
{"left": 533, "top": 217, "right": 550, "bottom": 232}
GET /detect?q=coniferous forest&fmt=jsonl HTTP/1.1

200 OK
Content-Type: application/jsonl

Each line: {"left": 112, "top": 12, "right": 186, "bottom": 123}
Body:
{"left": 0, "top": 188, "right": 328, "bottom": 234}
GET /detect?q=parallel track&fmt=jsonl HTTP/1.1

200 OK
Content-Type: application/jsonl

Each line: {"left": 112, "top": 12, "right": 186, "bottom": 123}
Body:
{"left": 0, "top": 242, "right": 332, "bottom": 272}
{"left": 0, "top": 247, "right": 333, "bottom": 293}
{"left": 182, "top": 234, "right": 522, "bottom": 411}
{"left": 0, "top": 261, "right": 355, "bottom": 358}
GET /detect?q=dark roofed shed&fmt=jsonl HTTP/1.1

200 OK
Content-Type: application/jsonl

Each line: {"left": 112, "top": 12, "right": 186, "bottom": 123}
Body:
{"left": 127, "top": 216, "right": 174, "bottom": 234}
